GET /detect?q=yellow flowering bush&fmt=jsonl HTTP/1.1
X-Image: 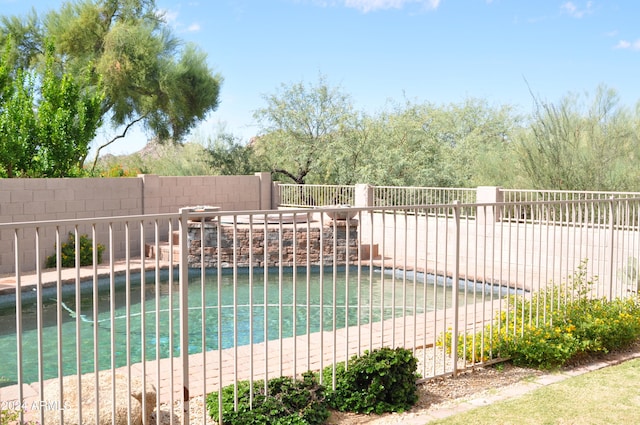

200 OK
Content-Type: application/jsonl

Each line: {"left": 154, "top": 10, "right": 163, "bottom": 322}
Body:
{"left": 439, "top": 260, "right": 640, "bottom": 370}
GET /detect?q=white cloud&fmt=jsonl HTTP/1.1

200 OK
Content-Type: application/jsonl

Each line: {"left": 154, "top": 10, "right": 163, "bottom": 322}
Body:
{"left": 343, "top": 0, "right": 440, "bottom": 13}
{"left": 561, "top": 1, "right": 593, "bottom": 19}
{"left": 187, "top": 23, "right": 201, "bottom": 32}
{"left": 614, "top": 39, "right": 640, "bottom": 51}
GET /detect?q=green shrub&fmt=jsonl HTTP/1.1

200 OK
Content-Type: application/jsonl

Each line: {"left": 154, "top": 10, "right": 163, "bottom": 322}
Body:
{"left": 45, "top": 232, "right": 105, "bottom": 268}
{"left": 206, "top": 372, "right": 329, "bottom": 425}
{"left": 323, "top": 347, "right": 419, "bottom": 414}
{"left": 438, "top": 260, "right": 640, "bottom": 369}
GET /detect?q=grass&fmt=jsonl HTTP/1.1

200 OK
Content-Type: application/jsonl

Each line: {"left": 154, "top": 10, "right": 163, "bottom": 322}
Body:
{"left": 429, "top": 358, "right": 640, "bottom": 425}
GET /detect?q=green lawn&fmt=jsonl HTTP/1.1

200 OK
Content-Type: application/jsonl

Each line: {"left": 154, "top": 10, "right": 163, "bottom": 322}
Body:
{"left": 430, "top": 358, "right": 640, "bottom": 425}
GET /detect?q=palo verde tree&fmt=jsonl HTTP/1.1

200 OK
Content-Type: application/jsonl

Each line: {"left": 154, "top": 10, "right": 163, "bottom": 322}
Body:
{"left": 252, "top": 75, "right": 355, "bottom": 184}
{"left": 0, "top": 40, "right": 103, "bottom": 177}
{"left": 0, "top": 0, "right": 222, "bottom": 173}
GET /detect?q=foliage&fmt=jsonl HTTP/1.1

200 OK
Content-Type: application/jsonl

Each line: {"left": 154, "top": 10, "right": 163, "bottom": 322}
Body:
{"left": 0, "top": 39, "right": 103, "bottom": 177}
{"left": 1, "top": 0, "right": 222, "bottom": 166}
{"left": 206, "top": 372, "right": 329, "bottom": 425}
{"left": 94, "top": 152, "right": 147, "bottom": 177}
{"left": 45, "top": 232, "right": 105, "bottom": 268}
{"left": 438, "top": 261, "right": 640, "bottom": 369}
{"left": 93, "top": 141, "right": 219, "bottom": 176}
{"left": 0, "top": 409, "right": 19, "bottom": 425}
{"left": 253, "top": 74, "right": 355, "bottom": 184}
{"left": 323, "top": 347, "right": 419, "bottom": 414}
{"left": 0, "top": 408, "right": 38, "bottom": 425}
{"left": 99, "top": 163, "right": 143, "bottom": 177}
{"left": 347, "top": 98, "right": 519, "bottom": 187}
{"left": 205, "top": 128, "right": 263, "bottom": 175}
{"left": 33, "top": 42, "right": 104, "bottom": 176}
{"left": 141, "top": 142, "right": 214, "bottom": 176}
{"left": 516, "top": 85, "right": 640, "bottom": 191}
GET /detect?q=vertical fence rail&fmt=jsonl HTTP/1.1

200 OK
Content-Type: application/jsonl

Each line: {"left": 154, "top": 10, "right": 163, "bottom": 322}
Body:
{"left": 451, "top": 201, "right": 461, "bottom": 376}
{"left": 178, "top": 208, "right": 190, "bottom": 424}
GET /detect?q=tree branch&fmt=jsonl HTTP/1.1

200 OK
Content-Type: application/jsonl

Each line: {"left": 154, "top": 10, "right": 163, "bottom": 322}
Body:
{"left": 273, "top": 168, "right": 306, "bottom": 185}
{"left": 90, "top": 114, "right": 147, "bottom": 174}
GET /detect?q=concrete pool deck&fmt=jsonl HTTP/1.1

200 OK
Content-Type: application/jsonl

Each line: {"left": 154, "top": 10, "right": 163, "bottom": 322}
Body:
{"left": 0, "top": 258, "right": 171, "bottom": 297}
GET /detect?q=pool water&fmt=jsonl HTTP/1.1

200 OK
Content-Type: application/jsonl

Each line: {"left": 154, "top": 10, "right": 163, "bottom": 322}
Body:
{"left": 0, "top": 266, "right": 485, "bottom": 386}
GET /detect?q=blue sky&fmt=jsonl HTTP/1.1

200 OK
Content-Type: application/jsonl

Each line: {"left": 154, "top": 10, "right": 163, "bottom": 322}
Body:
{"left": 2, "top": 0, "right": 640, "bottom": 156}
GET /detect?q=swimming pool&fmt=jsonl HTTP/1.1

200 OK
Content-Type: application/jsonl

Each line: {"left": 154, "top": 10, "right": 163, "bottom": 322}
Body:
{"left": 0, "top": 266, "right": 490, "bottom": 386}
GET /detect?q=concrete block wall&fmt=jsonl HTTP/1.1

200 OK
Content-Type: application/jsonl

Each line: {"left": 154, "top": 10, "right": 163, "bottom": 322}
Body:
{"left": 0, "top": 173, "right": 274, "bottom": 274}
{"left": 0, "top": 178, "right": 144, "bottom": 273}
{"left": 141, "top": 173, "right": 271, "bottom": 214}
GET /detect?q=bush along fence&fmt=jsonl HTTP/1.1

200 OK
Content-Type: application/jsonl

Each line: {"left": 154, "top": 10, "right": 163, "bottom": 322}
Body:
{"left": 439, "top": 260, "right": 640, "bottom": 370}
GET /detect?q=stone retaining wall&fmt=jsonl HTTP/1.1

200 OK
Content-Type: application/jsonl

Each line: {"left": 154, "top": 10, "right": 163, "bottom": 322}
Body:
{"left": 179, "top": 220, "right": 359, "bottom": 268}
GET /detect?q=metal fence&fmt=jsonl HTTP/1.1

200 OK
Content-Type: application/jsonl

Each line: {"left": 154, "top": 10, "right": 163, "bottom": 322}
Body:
{"left": 501, "top": 188, "right": 640, "bottom": 203}
{"left": 2, "top": 198, "right": 640, "bottom": 424}
{"left": 501, "top": 189, "right": 640, "bottom": 228}
{"left": 278, "top": 184, "right": 355, "bottom": 207}
{"left": 372, "top": 186, "right": 476, "bottom": 207}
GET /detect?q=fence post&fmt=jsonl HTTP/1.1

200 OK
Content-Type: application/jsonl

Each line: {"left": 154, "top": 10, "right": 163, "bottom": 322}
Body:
{"left": 354, "top": 184, "right": 373, "bottom": 207}
{"left": 451, "top": 201, "right": 461, "bottom": 376}
{"left": 272, "top": 181, "right": 282, "bottom": 209}
{"left": 608, "top": 197, "right": 616, "bottom": 301}
{"left": 178, "top": 207, "right": 191, "bottom": 424}
{"left": 476, "top": 186, "right": 503, "bottom": 226}
{"left": 255, "top": 172, "right": 273, "bottom": 209}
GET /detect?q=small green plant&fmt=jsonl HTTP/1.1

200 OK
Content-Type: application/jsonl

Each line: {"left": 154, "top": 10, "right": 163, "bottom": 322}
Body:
{"left": 45, "top": 232, "right": 105, "bottom": 268}
{"left": 323, "top": 347, "right": 419, "bottom": 414}
{"left": 206, "top": 372, "right": 329, "bottom": 425}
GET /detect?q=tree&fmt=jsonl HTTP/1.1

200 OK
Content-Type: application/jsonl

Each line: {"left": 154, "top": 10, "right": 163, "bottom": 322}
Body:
{"left": 338, "top": 98, "right": 518, "bottom": 188}
{"left": 0, "top": 40, "right": 103, "bottom": 177}
{"left": 1, "top": 0, "right": 222, "bottom": 171}
{"left": 360, "top": 100, "right": 453, "bottom": 187}
{"left": 517, "top": 86, "right": 640, "bottom": 191}
{"left": 252, "top": 75, "right": 355, "bottom": 184}
{"left": 0, "top": 42, "right": 36, "bottom": 177}
{"left": 205, "top": 128, "right": 262, "bottom": 176}
{"left": 420, "top": 98, "right": 519, "bottom": 188}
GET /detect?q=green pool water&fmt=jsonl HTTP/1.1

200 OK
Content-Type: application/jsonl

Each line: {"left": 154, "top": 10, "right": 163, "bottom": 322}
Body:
{"left": 0, "top": 266, "right": 484, "bottom": 386}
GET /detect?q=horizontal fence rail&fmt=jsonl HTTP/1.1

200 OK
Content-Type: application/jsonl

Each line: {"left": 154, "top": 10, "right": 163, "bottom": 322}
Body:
{"left": 502, "top": 188, "right": 640, "bottom": 203}
{"left": 2, "top": 198, "right": 640, "bottom": 423}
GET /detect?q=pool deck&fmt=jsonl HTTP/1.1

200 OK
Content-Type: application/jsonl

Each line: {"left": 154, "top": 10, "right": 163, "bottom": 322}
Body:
{"left": 0, "top": 257, "right": 504, "bottom": 420}
{"left": 0, "top": 258, "right": 170, "bottom": 296}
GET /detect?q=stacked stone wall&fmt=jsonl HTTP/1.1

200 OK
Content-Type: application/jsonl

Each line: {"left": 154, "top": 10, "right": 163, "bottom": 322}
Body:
{"left": 186, "top": 221, "right": 358, "bottom": 268}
